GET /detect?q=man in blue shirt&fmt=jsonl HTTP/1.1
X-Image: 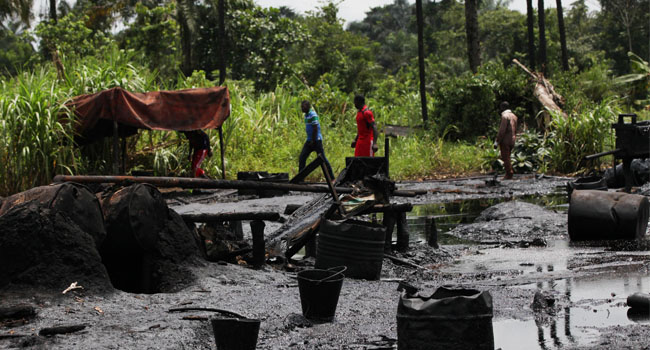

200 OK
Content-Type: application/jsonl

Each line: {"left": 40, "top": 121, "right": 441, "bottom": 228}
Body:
{"left": 299, "top": 100, "right": 334, "bottom": 179}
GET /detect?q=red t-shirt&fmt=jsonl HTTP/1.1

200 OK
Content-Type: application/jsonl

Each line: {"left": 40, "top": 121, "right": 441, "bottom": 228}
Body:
{"left": 356, "top": 106, "right": 375, "bottom": 143}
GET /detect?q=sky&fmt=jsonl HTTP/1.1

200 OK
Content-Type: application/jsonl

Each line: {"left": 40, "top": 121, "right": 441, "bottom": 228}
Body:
{"left": 254, "top": 0, "right": 601, "bottom": 27}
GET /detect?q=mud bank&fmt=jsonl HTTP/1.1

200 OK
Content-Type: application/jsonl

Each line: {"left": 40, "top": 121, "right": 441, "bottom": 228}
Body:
{"left": 3, "top": 175, "right": 650, "bottom": 350}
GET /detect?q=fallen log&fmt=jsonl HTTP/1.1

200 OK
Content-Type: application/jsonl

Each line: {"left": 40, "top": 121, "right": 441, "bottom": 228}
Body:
{"left": 357, "top": 203, "right": 413, "bottom": 214}
{"left": 512, "top": 59, "right": 567, "bottom": 121}
{"left": 181, "top": 212, "right": 282, "bottom": 222}
{"left": 52, "top": 175, "right": 422, "bottom": 198}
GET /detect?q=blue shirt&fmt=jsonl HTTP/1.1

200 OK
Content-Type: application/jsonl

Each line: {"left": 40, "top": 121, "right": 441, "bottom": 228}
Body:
{"left": 304, "top": 110, "right": 323, "bottom": 141}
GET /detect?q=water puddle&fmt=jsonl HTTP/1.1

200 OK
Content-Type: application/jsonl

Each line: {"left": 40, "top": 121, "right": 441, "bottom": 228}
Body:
{"left": 405, "top": 189, "right": 650, "bottom": 349}
{"left": 407, "top": 188, "right": 568, "bottom": 243}
{"left": 494, "top": 273, "right": 650, "bottom": 350}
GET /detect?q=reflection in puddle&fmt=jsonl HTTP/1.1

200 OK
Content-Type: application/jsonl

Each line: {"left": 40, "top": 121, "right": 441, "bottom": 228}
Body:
{"left": 495, "top": 273, "right": 650, "bottom": 349}
{"left": 407, "top": 190, "right": 568, "bottom": 243}
{"left": 405, "top": 190, "right": 650, "bottom": 349}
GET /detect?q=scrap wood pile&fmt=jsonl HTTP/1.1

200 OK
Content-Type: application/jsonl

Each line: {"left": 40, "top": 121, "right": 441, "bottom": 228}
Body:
{"left": 267, "top": 157, "right": 401, "bottom": 261}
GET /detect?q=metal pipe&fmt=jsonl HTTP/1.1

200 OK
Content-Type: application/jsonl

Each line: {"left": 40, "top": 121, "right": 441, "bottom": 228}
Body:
{"left": 583, "top": 148, "right": 622, "bottom": 161}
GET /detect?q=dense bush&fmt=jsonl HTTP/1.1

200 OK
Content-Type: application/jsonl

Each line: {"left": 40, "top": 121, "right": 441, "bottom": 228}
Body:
{"left": 431, "top": 63, "right": 530, "bottom": 140}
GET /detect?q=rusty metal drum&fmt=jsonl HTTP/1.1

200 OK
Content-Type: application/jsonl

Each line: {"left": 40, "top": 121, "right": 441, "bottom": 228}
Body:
{"left": 568, "top": 190, "right": 649, "bottom": 241}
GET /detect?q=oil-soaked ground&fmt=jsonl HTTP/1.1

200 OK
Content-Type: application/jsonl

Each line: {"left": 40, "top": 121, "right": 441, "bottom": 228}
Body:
{"left": 3, "top": 174, "right": 650, "bottom": 349}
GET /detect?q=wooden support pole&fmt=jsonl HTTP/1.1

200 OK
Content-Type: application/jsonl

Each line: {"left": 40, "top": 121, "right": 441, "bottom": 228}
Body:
{"left": 385, "top": 135, "right": 390, "bottom": 178}
{"left": 112, "top": 120, "right": 119, "bottom": 175}
{"left": 304, "top": 237, "right": 316, "bottom": 258}
{"left": 251, "top": 220, "right": 265, "bottom": 268}
{"left": 219, "top": 126, "right": 226, "bottom": 179}
{"left": 121, "top": 137, "right": 127, "bottom": 174}
{"left": 426, "top": 215, "right": 439, "bottom": 248}
{"left": 382, "top": 211, "right": 396, "bottom": 253}
{"left": 230, "top": 220, "right": 244, "bottom": 240}
{"left": 319, "top": 154, "right": 344, "bottom": 215}
{"left": 290, "top": 156, "right": 323, "bottom": 183}
{"left": 396, "top": 212, "right": 410, "bottom": 252}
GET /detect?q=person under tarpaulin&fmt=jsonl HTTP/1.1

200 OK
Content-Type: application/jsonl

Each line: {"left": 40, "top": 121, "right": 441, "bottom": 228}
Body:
{"left": 299, "top": 100, "right": 335, "bottom": 179}
{"left": 351, "top": 95, "right": 379, "bottom": 157}
{"left": 496, "top": 101, "right": 518, "bottom": 180}
{"left": 183, "top": 130, "right": 212, "bottom": 178}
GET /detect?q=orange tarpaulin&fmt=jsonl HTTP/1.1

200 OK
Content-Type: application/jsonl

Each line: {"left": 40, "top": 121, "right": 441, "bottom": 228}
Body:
{"left": 67, "top": 86, "right": 230, "bottom": 144}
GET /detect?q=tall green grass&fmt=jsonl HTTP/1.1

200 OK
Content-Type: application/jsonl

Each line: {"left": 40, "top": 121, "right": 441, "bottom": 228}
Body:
{"left": 547, "top": 99, "right": 620, "bottom": 174}
{"left": 0, "top": 68, "right": 76, "bottom": 195}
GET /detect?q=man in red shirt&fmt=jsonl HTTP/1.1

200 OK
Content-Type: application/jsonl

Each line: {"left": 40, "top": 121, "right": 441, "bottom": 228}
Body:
{"left": 183, "top": 130, "right": 212, "bottom": 178}
{"left": 351, "top": 95, "right": 379, "bottom": 157}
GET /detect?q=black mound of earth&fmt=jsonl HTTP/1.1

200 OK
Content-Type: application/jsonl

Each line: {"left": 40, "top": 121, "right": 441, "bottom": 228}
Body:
{"left": 0, "top": 183, "right": 201, "bottom": 294}
{"left": 0, "top": 203, "right": 112, "bottom": 292}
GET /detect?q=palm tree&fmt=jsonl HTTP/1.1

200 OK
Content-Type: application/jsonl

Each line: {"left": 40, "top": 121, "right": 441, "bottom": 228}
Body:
{"left": 556, "top": 0, "right": 568, "bottom": 70}
{"left": 537, "top": 0, "right": 547, "bottom": 74}
{"left": 177, "top": 0, "right": 197, "bottom": 76}
{"left": 526, "top": 0, "right": 536, "bottom": 69}
{"left": 464, "top": 0, "right": 480, "bottom": 73}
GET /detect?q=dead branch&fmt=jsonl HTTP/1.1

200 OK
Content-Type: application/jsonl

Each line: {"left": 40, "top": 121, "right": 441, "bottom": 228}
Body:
{"left": 512, "top": 59, "right": 567, "bottom": 120}
{"left": 39, "top": 324, "right": 87, "bottom": 336}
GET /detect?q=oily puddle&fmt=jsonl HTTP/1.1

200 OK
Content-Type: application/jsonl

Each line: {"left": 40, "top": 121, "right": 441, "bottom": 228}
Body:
{"left": 405, "top": 191, "right": 650, "bottom": 349}
{"left": 406, "top": 189, "right": 569, "bottom": 242}
{"left": 494, "top": 272, "right": 650, "bottom": 350}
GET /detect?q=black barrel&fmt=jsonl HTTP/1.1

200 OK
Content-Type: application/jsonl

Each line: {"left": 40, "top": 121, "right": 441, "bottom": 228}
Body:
{"left": 566, "top": 176, "right": 607, "bottom": 196}
{"left": 568, "top": 190, "right": 649, "bottom": 241}
{"left": 315, "top": 219, "right": 386, "bottom": 280}
{"left": 396, "top": 286, "right": 494, "bottom": 350}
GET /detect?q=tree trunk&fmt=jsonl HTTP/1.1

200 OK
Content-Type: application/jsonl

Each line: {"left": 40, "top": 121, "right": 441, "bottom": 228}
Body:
{"left": 464, "top": 0, "right": 481, "bottom": 73}
{"left": 556, "top": 0, "right": 569, "bottom": 71}
{"left": 512, "top": 59, "right": 567, "bottom": 128}
{"left": 178, "top": 1, "right": 194, "bottom": 76}
{"left": 526, "top": 0, "right": 536, "bottom": 69}
{"left": 218, "top": 0, "right": 226, "bottom": 85}
{"left": 415, "top": 0, "right": 429, "bottom": 126}
{"left": 538, "top": 0, "right": 547, "bottom": 75}
{"left": 49, "top": 0, "right": 57, "bottom": 23}
{"left": 180, "top": 21, "right": 192, "bottom": 76}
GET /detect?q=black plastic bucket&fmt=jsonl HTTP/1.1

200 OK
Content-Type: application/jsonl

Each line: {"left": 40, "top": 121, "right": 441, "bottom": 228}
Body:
{"left": 211, "top": 317, "right": 261, "bottom": 350}
{"left": 396, "top": 286, "right": 494, "bottom": 350}
{"left": 568, "top": 190, "right": 649, "bottom": 241}
{"left": 297, "top": 266, "right": 346, "bottom": 322}
{"left": 315, "top": 219, "right": 386, "bottom": 280}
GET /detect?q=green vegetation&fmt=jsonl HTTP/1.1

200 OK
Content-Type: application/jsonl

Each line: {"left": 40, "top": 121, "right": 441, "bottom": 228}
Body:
{"left": 1, "top": 0, "right": 649, "bottom": 196}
